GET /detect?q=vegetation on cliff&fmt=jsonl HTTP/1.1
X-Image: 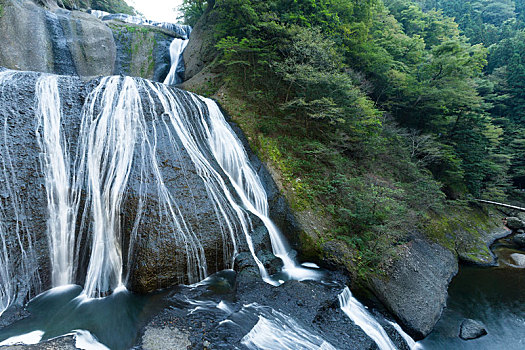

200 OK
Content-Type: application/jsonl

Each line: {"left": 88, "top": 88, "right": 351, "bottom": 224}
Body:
{"left": 181, "top": 0, "right": 520, "bottom": 277}
{"left": 57, "top": 0, "right": 135, "bottom": 14}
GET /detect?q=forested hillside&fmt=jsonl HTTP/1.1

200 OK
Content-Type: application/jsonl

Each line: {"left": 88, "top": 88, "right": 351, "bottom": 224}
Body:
{"left": 180, "top": 0, "right": 520, "bottom": 278}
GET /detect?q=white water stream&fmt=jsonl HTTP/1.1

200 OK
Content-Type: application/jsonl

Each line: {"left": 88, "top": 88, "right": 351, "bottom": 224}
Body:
{"left": 35, "top": 75, "right": 80, "bottom": 287}
{"left": 163, "top": 38, "right": 190, "bottom": 85}
{"left": 339, "top": 287, "right": 398, "bottom": 350}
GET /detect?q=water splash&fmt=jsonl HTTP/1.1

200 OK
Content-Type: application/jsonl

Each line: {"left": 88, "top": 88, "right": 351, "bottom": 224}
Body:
{"left": 0, "top": 330, "right": 44, "bottom": 346}
{"left": 241, "top": 304, "right": 337, "bottom": 350}
{"left": 338, "top": 287, "right": 397, "bottom": 350}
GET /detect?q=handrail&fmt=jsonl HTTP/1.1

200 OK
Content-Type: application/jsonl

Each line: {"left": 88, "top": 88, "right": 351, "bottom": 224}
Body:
{"left": 475, "top": 199, "right": 525, "bottom": 212}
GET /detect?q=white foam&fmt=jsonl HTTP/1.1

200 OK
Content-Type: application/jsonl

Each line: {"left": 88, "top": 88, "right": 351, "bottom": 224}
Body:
{"left": 74, "top": 330, "right": 110, "bottom": 350}
{"left": 241, "top": 308, "right": 336, "bottom": 350}
{"left": 0, "top": 330, "right": 44, "bottom": 345}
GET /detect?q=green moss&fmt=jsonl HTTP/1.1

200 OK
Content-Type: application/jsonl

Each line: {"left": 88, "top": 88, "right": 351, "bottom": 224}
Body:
{"left": 422, "top": 201, "right": 503, "bottom": 263}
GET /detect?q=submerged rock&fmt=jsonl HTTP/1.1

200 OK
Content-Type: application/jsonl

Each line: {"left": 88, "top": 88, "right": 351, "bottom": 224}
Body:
{"left": 513, "top": 233, "right": 525, "bottom": 248}
{"left": 510, "top": 253, "right": 525, "bottom": 267}
{"left": 459, "top": 318, "right": 487, "bottom": 340}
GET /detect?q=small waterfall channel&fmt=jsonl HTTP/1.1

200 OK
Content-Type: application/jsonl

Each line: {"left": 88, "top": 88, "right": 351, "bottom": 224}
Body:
{"left": 0, "top": 13, "right": 421, "bottom": 350}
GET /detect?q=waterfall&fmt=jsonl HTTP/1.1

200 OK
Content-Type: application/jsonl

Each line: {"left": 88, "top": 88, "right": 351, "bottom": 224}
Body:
{"left": 163, "top": 38, "right": 190, "bottom": 85}
{"left": 35, "top": 75, "right": 79, "bottom": 287}
{"left": 77, "top": 77, "right": 142, "bottom": 297}
{"left": 338, "top": 287, "right": 398, "bottom": 350}
{"left": 23, "top": 73, "right": 267, "bottom": 298}
{"left": 74, "top": 76, "right": 277, "bottom": 296}
{"left": 200, "top": 98, "right": 321, "bottom": 282}
{"left": 88, "top": 10, "right": 192, "bottom": 86}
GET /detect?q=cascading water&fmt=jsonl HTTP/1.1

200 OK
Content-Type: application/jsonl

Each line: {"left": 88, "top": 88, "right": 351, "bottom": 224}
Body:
{"left": 240, "top": 304, "right": 337, "bottom": 350}
{"left": 163, "top": 38, "right": 190, "bottom": 85}
{"left": 200, "top": 98, "right": 321, "bottom": 282}
{"left": 338, "top": 287, "right": 398, "bottom": 350}
{"left": 388, "top": 321, "right": 423, "bottom": 350}
{"left": 88, "top": 10, "right": 192, "bottom": 86}
{"left": 35, "top": 75, "right": 79, "bottom": 287}
{"left": 32, "top": 74, "right": 276, "bottom": 297}
{"left": 78, "top": 77, "right": 141, "bottom": 297}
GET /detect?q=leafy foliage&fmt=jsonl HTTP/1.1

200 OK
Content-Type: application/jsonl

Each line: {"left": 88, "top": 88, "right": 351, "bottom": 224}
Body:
{"left": 180, "top": 0, "right": 524, "bottom": 273}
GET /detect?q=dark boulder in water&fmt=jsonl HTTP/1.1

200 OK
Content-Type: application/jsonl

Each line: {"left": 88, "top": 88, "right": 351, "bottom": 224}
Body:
{"left": 513, "top": 233, "right": 525, "bottom": 248}
{"left": 506, "top": 217, "right": 525, "bottom": 230}
{"left": 459, "top": 318, "right": 487, "bottom": 340}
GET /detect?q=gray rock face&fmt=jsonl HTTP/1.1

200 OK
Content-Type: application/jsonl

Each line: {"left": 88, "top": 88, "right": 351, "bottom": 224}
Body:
{"left": 370, "top": 239, "right": 458, "bottom": 339}
{"left": 506, "top": 217, "right": 525, "bottom": 230}
{"left": 0, "top": 0, "right": 178, "bottom": 82}
{"left": 0, "top": 0, "right": 115, "bottom": 76}
{"left": 182, "top": 7, "right": 219, "bottom": 81}
{"left": 459, "top": 318, "right": 487, "bottom": 340}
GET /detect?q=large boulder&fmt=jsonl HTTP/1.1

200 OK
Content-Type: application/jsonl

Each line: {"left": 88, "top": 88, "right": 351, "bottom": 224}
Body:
{"left": 459, "top": 319, "right": 487, "bottom": 340}
{"left": 370, "top": 239, "right": 458, "bottom": 339}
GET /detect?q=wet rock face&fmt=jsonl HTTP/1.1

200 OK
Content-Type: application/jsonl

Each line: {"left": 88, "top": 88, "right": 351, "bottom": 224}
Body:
{"left": 459, "top": 318, "right": 487, "bottom": 340}
{"left": 370, "top": 239, "right": 458, "bottom": 339}
{"left": 108, "top": 21, "right": 175, "bottom": 82}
